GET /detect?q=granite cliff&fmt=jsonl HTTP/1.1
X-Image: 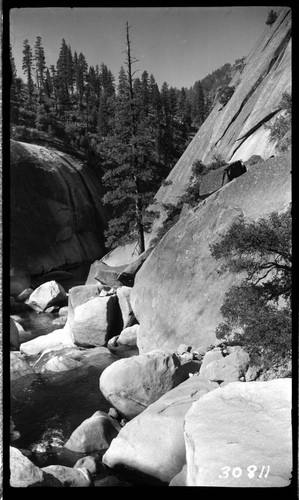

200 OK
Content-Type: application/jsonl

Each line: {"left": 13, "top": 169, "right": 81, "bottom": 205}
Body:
{"left": 10, "top": 140, "right": 109, "bottom": 284}
{"left": 153, "top": 7, "right": 291, "bottom": 212}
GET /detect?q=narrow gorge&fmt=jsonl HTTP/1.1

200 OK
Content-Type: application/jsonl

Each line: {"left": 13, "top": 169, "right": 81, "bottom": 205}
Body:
{"left": 9, "top": 7, "right": 293, "bottom": 491}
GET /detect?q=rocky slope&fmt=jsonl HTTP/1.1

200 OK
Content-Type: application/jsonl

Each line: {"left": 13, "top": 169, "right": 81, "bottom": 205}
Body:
{"left": 131, "top": 154, "right": 291, "bottom": 353}
{"left": 101, "top": 7, "right": 291, "bottom": 266}
{"left": 10, "top": 140, "right": 109, "bottom": 281}
{"left": 152, "top": 7, "right": 291, "bottom": 216}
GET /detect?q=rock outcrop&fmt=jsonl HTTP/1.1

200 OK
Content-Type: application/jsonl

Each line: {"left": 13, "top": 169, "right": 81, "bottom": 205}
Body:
{"left": 66, "top": 284, "right": 123, "bottom": 346}
{"left": 26, "top": 280, "right": 67, "bottom": 312}
{"left": 99, "top": 350, "right": 188, "bottom": 420}
{"left": 199, "top": 346, "right": 250, "bottom": 383}
{"left": 10, "top": 140, "right": 109, "bottom": 279}
{"left": 41, "top": 465, "right": 92, "bottom": 487}
{"left": 152, "top": 8, "right": 291, "bottom": 215}
{"left": 102, "top": 376, "right": 218, "bottom": 483}
{"left": 131, "top": 155, "right": 291, "bottom": 353}
{"left": 10, "top": 446, "right": 63, "bottom": 487}
{"left": 184, "top": 378, "right": 292, "bottom": 487}
{"left": 64, "top": 410, "right": 120, "bottom": 453}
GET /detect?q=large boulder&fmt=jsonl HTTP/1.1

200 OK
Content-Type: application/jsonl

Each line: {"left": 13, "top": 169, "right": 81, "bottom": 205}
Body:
{"left": 10, "top": 140, "right": 109, "bottom": 278}
{"left": 33, "top": 345, "right": 117, "bottom": 373}
{"left": 9, "top": 446, "right": 62, "bottom": 487}
{"left": 64, "top": 410, "right": 119, "bottom": 453}
{"left": 184, "top": 378, "right": 292, "bottom": 487}
{"left": 199, "top": 346, "right": 250, "bottom": 383}
{"left": 41, "top": 465, "right": 92, "bottom": 487}
{"left": 66, "top": 284, "right": 123, "bottom": 346}
{"left": 117, "top": 325, "right": 139, "bottom": 347}
{"left": 37, "top": 355, "right": 84, "bottom": 373}
{"left": 117, "top": 247, "right": 153, "bottom": 286}
{"left": 116, "top": 286, "right": 134, "bottom": 328}
{"left": 72, "top": 295, "right": 121, "bottom": 346}
{"left": 99, "top": 350, "right": 188, "bottom": 420}
{"left": 10, "top": 352, "right": 35, "bottom": 381}
{"left": 20, "top": 324, "right": 74, "bottom": 356}
{"left": 131, "top": 155, "right": 291, "bottom": 354}
{"left": 103, "top": 376, "right": 218, "bottom": 483}
{"left": 26, "top": 280, "right": 67, "bottom": 312}
{"left": 94, "top": 261, "right": 127, "bottom": 288}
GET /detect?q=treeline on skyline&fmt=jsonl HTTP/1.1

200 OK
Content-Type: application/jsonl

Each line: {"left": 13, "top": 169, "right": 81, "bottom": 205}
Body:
{"left": 10, "top": 36, "right": 245, "bottom": 161}
{"left": 9, "top": 33, "right": 246, "bottom": 251}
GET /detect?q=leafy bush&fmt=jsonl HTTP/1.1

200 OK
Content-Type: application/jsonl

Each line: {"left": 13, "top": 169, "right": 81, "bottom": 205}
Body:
{"left": 210, "top": 205, "right": 292, "bottom": 368}
{"left": 266, "top": 10, "right": 278, "bottom": 26}
{"left": 206, "top": 152, "right": 227, "bottom": 170}
{"left": 264, "top": 92, "right": 291, "bottom": 149}
{"left": 218, "top": 85, "right": 235, "bottom": 105}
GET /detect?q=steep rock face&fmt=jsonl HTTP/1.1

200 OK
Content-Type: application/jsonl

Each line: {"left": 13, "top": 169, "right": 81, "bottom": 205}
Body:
{"left": 131, "top": 155, "right": 291, "bottom": 353}
{"left": 153, "top": 8, "right": 291, "bottom": 212}
{"left": 10, "top": 140, "right": 109, "bottom": 277}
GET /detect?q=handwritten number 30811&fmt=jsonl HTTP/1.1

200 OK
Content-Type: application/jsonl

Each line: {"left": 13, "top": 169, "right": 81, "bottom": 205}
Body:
{"left": 218, "top": 465, "right": 270, "bottom": 479}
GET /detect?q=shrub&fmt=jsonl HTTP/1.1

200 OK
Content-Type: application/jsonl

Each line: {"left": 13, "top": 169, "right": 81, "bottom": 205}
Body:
{"left": 210, "top": 205, "right": 292, "bottom": 368}
{"left": 218, "top": 86, "right": 235, "bottom": 105}
{"left": 266, "top": 10, "right": 278, "bottom": 26}
{"left": 264, "top": 92, "right": 291, "bottom": 148}
{"left": 206, "top": 152, "right": 227, "bottom": 170}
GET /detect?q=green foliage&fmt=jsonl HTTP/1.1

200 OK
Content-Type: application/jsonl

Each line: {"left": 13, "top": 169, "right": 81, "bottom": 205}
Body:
{"left": 266, "top": 10, "right": 278, "bottom": 26}
{"left": 191, "top": 159, "right": 208, "bottom": 177}
{"left": 210, "top": 205, "right": 292, "bottom": 367}
{"left": 215, "top": 284, "right": 291, "bottom": 365}
{"left": 218, "top": 85, "right": 235, "bottom": 105}
{"left": 264, "top": 92, "right": 291, "bottom": 150}
{"left": 11, "top": 126, "right": 39, "bottom": 142}
{"left": 206, "top": 152, "right": 227, "bottom": 170}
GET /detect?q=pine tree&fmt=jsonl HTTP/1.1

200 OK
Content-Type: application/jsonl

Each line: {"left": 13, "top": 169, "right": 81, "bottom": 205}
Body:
{"left": 22, "top": 39, "right": 34, "bottom": 105}
{"left": 101, "top": 23, "right": 159, "bottom": 254}
{"left": 34, "top": 36, "right": 46, "bottom": 102}
{"left": 67, "top": 45, "right": 75, "bottom": 95}
{"left": 56, "top": 39, "right": 70, "bottom": 112}
{"left": 191, "top": 80, "right": 205, "bottom": 127}
{"left": 50, "top": 65, "right": 58, "bottom": 112}
{"left": 10, "top": 44, "right": 22, "bottom": 125}
{"left": 77, "top": 52, "right": 88, "bottom": 110}
{"left": 97, "top": 64, "right": 115, "bottom": 138}
{"left": 44, "top": 67, "right": 53, "bottom": 98}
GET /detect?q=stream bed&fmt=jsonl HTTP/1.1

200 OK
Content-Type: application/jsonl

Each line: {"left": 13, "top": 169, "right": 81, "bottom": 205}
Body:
{"left": 10, "top": 309, "right": 158, "bottom": 486}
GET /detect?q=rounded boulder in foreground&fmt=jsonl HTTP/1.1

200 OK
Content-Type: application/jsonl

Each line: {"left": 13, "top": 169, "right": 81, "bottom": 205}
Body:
{"left": 99, "top": 350, "right": 187, "bottom": 420}
{"left": 184, "top": 378, "right": 292, "bottom": 487}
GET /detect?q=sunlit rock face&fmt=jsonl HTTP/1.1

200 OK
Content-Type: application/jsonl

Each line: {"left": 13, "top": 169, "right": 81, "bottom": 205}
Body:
{"left": 10, "top": 140, "right": 109, "bottom": 277}
{"left": 152, "top": 7, "right": 291, "bottom": 212}
{"left": 131, "top": 155, "right": 291, "bottom": 353}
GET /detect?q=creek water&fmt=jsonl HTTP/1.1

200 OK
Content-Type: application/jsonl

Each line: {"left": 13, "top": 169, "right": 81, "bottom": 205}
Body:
{"left": 10, "top": 309, "right": 153, "bottom": 486}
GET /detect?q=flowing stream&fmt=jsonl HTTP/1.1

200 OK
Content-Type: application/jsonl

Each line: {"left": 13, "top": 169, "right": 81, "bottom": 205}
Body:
{"left": 10, "top": 308, "right": 152, "bottom": 485}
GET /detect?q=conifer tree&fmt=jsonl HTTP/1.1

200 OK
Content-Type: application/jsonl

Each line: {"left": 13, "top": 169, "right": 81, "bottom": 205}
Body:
{"left": 56, "top": 39, "right": 70, "bottom": 112}
{"left": 44, "top": 67, "right": 53, "bottom": 98}
{"left": 101, "top": 23, "right": 159, "bottom": 254}
{"left": 67, "top": 45, "right": 75, "bottom": 95}
{"left": 10, "top": 44, "right": 22, "bottom": 125}
{"left": 22, "top": 39, "right": 34, "bottom": 105}
{"left": 34, "top": 36, "right": 46, "bottom": 102}
{"left": 191, "top": 80, "right": 205, "bottom": 127}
